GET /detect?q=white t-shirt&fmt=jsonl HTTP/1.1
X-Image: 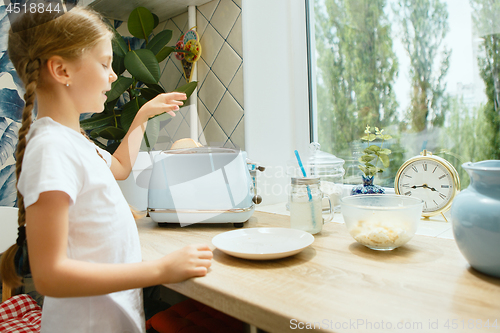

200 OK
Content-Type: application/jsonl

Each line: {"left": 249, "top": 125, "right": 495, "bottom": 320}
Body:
{"left": 17, "top": 117, "right": 145, "bottom": 333}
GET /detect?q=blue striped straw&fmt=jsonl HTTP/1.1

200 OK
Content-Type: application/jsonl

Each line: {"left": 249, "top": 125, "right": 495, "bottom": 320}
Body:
{"left": 294, "top": 150, "right": 316, "bottom": 228}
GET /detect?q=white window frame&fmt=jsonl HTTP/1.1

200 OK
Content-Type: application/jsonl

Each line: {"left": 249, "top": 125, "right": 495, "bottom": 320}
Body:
{"left": 242, "top": 0, "right": 311, "bottom": 205}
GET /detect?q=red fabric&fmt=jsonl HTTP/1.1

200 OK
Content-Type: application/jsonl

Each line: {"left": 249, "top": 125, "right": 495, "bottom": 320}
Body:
{"left": 146, "top": 299, "right": 243, "bottom": 333}
{"left": 0, "top": 294, "right": 42, "bottom": 333}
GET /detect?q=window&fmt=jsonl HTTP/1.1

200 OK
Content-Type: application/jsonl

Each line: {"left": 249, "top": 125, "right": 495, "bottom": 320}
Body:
{"left": 308, "top": 0, "right": 500, "bottom": 189}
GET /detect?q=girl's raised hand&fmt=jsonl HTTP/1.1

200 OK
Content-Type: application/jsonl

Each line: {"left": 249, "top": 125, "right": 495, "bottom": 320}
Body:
{"left": 140, "top": 92, "right": 187, "bottom": 119}
{"left": 157, "top": 244, "right": 213, "bottom": 284}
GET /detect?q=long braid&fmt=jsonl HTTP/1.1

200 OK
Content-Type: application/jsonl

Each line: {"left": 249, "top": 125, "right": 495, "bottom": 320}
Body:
{"left": 80, "top": 128, "right": 105, "bottom": 160}
{"left": 0, "top": 58, "right": 40, "bottom": 289}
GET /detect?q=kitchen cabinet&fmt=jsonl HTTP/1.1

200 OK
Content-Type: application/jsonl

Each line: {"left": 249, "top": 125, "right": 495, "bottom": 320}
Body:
{"left": 80, "top": 0, "right": 214, "bottom": 22}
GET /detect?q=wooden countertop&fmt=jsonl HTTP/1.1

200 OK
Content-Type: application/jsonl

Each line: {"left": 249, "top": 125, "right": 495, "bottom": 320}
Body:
{"left": 137, "top": 211, "right": 500, "bottom": 333}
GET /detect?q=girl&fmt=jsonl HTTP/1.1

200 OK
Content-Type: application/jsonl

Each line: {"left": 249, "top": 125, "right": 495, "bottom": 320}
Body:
{"left": 0, "top": 5, "right": 213, "bottom": 333}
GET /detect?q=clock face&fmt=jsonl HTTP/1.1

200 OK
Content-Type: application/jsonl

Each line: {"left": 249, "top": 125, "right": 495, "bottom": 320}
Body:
{"left": 396, "top": 158, "right": 456, "bottom": 214}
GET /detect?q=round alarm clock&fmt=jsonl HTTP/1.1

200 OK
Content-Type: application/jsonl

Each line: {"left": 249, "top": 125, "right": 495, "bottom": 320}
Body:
{"left": 394, "top": 150, "right": 460, "bottom": 218}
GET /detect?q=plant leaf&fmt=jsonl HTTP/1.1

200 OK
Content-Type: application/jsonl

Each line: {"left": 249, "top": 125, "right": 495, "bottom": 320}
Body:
{"left": 0, "top": 120, "right": 17, "bottom": 166}
{"left": 359, "top": 155, "right": 376, "bottom": 163}
{"left": 106, "top": 142, "right": 121, "bottom": 154}
{"left": 174, "top": 81, "right": 198, "bottom": 106}
{"left": 95, "top": 126, "right": 127, "bottom": 141}
{"left": 112, "top": 33, "right": 128, "bottom": 58}
{"left": 146, "top": 30, "right": 173, "bottom": 55}
{"left": 368, "top": 145, "right": 381, "bottom": 152}
{"left": 124, "top": 49, "right": 160, "bottom": 85}
{"left": 1, "top": 52, "right": 24, "bottom": 92}
{"left": 104, "top": 98, "right": 119, "bottom": 114}
{"left": 80, "top": 113, "right": 115, "bottom": 130}
{"left": 107, "top": 76, "right": 134, "bottom": 101}
{"left": 0, "top": 164, "right": 17, "bottom": 206}
{"left": 368, "top": 133, "right": 377, "bottom": 141}
{"left": 145, "top": 83, "right": 165, "bottom": 91}
{"left": 112, "top": 54, "right": 126, "bottom": 76}
{"left": 128, "top": 7, "right": 154, "bottom": 41}
{"left": 0, "top": 88, "right": 24, "bottom": 122}
{"left": 152, "top": 13, "right": 159, "bottom": 29}
{"left": 120, "top": 101, "right": 139, "bottom": 132}
{"left": 379, "top": 148, "right": 391, "bottom": 155}
{"left": 121, "top": 98, "right": 147, "bottom": 132}
{"left": 140, "top": 84, "right": 165, "bottom": 100}
{"left": 382, "top": 134, "right": 392, "bottom": 140}
{"left": 379, "top": 153, "right": 390, "bottom": 168}
{"left": 363, "top": 148, "right": 374, "bottom": 154}
{"left": 155, "top": 46, "right": 175, "bottom": 63}
{"left": 90, "top": 128, "right": 100, "bottom": 139}
{"left": 141, "top": 116, "right": 160, "bottom": 151}
{"left": 366, "top": 166, "right": 378, "bottom": 176}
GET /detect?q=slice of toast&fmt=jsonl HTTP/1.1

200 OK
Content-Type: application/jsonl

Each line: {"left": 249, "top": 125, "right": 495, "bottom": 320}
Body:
{"left": 170, "top": 138, "right": 203, "bottom": 150}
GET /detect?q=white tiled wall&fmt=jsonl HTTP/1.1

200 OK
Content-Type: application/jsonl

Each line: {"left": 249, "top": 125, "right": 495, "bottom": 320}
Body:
{"left": 155, "top": 0, "right": 244, "bottom": 150}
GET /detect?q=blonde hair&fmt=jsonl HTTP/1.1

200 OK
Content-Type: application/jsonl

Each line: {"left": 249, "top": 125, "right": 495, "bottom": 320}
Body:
{"left": 0, "top": 6, "right": 114, "bottom": 289}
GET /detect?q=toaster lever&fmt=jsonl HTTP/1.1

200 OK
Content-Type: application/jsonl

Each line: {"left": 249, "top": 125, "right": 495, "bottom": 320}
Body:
{"left": 252, "top": 194, "right": 262, "bottom": 205}
{"left": 247, "top": 159, "right": 264, "bottom": 205}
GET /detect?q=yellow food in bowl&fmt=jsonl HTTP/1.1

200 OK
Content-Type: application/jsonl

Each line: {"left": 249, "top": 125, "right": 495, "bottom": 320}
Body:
{"left": 348, "top": 219, "right": 413, "bottom": 249}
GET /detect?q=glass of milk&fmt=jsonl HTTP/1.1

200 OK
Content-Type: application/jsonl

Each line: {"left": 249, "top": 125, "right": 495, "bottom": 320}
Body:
{"left": 289, "top": 177, "right": 333, "bottom": 234}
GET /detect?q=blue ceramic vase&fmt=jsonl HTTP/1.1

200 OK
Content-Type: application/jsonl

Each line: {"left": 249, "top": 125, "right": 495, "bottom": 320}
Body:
{"left": 451, "top": 160, "right": 500, "bottom": 278}
{"left": 351, "top": 175, "right": 385, "bottom": 195}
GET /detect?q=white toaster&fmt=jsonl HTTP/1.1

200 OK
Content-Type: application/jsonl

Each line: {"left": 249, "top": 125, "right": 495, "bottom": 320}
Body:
{"left": 147, "top": 147, "right": 264, "bottom": 227}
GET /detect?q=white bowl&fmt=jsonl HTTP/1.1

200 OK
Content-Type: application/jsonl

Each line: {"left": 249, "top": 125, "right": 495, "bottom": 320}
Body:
{"left": 340, "top": 194, "right": 423, "bottom": 251}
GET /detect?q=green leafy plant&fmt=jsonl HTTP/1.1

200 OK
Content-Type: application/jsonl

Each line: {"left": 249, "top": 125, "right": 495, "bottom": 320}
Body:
{"left": 358, "top": 125, "right": 392, "bottom": 177}
{"left": 80, "top": 6, "right": 197, "bottom": 153}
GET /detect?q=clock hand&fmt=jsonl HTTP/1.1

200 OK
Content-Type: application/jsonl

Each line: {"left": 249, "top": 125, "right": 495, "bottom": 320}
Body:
{"left": 422, "top": 184, "right": 439, "bottom": 192}
{"left": 411, "top": 184, "right": 440, "bottom": 193}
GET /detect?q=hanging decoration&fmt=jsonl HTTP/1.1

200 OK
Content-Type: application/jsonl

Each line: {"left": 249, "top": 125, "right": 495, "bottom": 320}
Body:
{"left": 175, "top": 27, "right": 201, "bottom": 83}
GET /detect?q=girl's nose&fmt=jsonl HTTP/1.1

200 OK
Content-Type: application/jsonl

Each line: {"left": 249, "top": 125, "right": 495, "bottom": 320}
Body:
{"left": 110, "top": 70, "right": 118, "bottom": 83}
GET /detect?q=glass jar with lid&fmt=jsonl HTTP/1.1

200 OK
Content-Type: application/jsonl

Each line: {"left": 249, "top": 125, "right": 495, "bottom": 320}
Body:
{"left": 289, "top": 177, "right": 332, "bottom": 234}
{"left": 306, "top": 142, "right": 345, "bottom": 211}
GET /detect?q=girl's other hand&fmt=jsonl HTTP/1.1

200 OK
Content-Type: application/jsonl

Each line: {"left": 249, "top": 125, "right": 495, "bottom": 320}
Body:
{"left": 158, "top": 244, "right": 213, "bottom": 284}
{"left": 140, "top": 92, "right": 187, "bottom": 119}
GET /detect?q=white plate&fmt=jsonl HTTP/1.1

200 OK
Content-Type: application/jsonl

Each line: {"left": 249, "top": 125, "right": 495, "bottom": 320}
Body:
{"left": 212, "top": 228, "right": 315, "bottom": 260}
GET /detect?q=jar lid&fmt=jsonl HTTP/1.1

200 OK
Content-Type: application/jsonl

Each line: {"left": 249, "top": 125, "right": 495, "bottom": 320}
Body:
{"left": 291, "top": 177, "right": 320, "bottom": 185}
{"left": 307, "top": 142, "right": 345, "bottom": 166}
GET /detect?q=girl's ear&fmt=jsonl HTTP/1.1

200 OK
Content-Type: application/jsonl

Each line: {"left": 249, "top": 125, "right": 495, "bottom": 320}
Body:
{"left": 45, "top": 56, "right": 70, "bottom": 86}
